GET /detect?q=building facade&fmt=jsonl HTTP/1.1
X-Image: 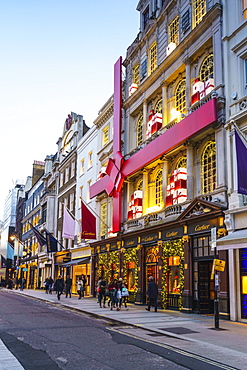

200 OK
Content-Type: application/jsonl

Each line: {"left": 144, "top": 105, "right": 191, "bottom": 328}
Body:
{"left": 89, "top": 0, "right": 230, "bottom": 317}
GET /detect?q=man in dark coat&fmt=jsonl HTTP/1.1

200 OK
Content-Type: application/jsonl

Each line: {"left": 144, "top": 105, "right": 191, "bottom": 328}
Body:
{"left": 146, "top": 276, "right": 158, "bottom": 312}
{"left": 53, "top": 275, "right": 65, "bottom": 300}
{"left": 65, "top": 275, "right": 72, "bottom": 298}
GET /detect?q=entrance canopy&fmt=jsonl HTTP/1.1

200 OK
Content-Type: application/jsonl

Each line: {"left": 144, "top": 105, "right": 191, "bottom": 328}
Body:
{"left": 217, "top": 229, "right": 247, "bottom": 250}
{"left": 61, "top": 257, "right": 90, "bottom": 267}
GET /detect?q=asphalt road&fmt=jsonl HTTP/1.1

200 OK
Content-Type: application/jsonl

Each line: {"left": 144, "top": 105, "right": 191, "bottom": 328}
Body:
{"left": 0, "top": 290, "right": 236, "bottom": 370}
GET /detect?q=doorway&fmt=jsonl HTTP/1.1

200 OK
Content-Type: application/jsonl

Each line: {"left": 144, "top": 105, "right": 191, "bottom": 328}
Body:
{"left": 193, "top": 260, "right": 214, "bottom": 314}
{"left": 144, "top": 246, "right": 159, "bottom": 303}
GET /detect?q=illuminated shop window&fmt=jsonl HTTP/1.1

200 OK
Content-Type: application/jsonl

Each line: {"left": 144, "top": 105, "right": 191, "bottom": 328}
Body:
{"left": 192, "top": 0, "right": 206, "bottom": 28}
{"left": 132, "top": 64, "right": 140, "bottom": 85}
{"left": 149, "top": 42, "right": 157, "bottom": 75}
{"left": 102, "top": 126, "right": 109, "bottom": 146}
{"left": 100, "top": 202, "right": 107, "bottom": 237}
{"left": 126, "top": 261, "right": 136, "bottom": 291}
{"left": 241, "top": 248, "right": 247, "bottom": 319}
{"left": 154, "top": 98, "right": 163, "bottom": 114}
{"left": 137, "top": 115, "right": 143, "bottom": 146}
{"left": 201, "top": 141, "right": 216, "bottom": 194}
{"left": 175, "top": 79, "right": 186, "bottom": 114}
{"left": 155, "top": 170, "right": 162, "bottom": 205}
{"left": 168, "top": 256, "right": 181, "bottom": 294}
{"left": 146, "top": 246, "right": 159, "bottom": 285}
{"left": 200, "top": 54, "right": 214, "bottom": 82}
{"left": 168, "top": 16, "right": 179, "bottom": 45}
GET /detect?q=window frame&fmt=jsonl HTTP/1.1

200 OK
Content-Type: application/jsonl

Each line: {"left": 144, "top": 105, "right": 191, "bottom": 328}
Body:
{"left": 168, "top": 16, "right": 179, "bottom": 45}
{"left": 102, "top": 125, "right": 109, "bottom": 146}
{"left": 192, "top": 0, "right": 206, "bottom": 29}
{"left": 201, "top": 141, "right": 216, "bottom": 194}
{"left": 149, "top": 41, "right": 157, "bottom": 75}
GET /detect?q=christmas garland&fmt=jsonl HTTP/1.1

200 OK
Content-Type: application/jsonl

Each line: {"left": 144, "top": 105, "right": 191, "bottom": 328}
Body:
{"left": 123, "top": 247, "right": 138, "bottom": 300}
{"left": 161, "top": 239, "right": 184, "bottom": 310}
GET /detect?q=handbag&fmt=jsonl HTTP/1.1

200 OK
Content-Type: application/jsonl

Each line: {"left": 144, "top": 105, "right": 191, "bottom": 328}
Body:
{"left": 121, "top": 287, "right": 129, "bottom": 297}
{"left": 80, "top": 286, "right": 85, "bottom": 292}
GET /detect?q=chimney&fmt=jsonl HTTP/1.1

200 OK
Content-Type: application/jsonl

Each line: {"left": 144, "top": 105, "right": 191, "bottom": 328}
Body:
{"left": 32, "top": 160, "right": 45, "bottom": 186}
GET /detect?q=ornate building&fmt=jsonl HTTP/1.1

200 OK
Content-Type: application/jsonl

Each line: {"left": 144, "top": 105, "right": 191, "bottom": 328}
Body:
{"left": 90, "top": 0, "right": 230, "bottom": 316}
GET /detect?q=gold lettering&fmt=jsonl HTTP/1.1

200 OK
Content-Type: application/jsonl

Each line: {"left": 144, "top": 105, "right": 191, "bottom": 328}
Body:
{"left": 195, "top": 224, "right": 210, "bottom": 231}
{"left": 127, "top": 240, "right": 135, "bottom": 245}
{"left": 166, "top": 231, "right": 179, "bottom": 237}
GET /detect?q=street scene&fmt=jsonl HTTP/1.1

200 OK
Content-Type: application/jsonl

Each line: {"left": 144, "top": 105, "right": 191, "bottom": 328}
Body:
{"left": 1, "top": 288, "right": 246, "bottom": 369}
{"left": 1, "top": 0, "right": 247, "bottom": 369}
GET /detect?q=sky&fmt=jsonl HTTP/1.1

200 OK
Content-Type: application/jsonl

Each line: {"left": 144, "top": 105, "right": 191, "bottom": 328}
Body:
{"left": 0, "top": 0, "right": 140, "bottom": 219}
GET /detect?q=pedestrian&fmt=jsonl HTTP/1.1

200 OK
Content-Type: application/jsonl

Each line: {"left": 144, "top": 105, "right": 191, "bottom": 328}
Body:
{"left": 7, "top": 278, "right": 13, "bottom": 290}
{"left": 44, "top": 277, "right": 49, "bottom": 294}
{"left": 120, "top": 279, "right": 129, "bottom": 310}
{"left": 53, "top": 275, "right": 65, "bottom": 300}
{"left": 77, "top": 275, "right": 86, "bottom": 299}
{"left": 47, "top": 276, "right": 54, "bottom": 294}
{"left": 65, "top": 275, "right": 72, "bottom": 298}
{"left": 20, "top": 278, "right": 26, "bottom": 291}
{"left": 98, "top": 276, "right": 107, "bottom": 308}
{"left": 145, "top": 276, "right": 158, "bottom": 312}
{"left": 108, "top": 278, "right": 118, "bottom": 310}
{"left": 116, "top": 277, "right": 123, "bottom": 311}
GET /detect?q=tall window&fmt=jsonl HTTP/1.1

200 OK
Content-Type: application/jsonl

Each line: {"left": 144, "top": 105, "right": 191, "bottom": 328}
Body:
{"left": 154, "top": 98, "right": 162, "bottom": 114}
{"left": 192, "top": 0, "right": 206, "bottom": 28}
{"left": 149, "top": 42, "right": 157, "bottom": 75}
{"left": 87, "top": 180, "right": 91, "bottom": 202}
{"left": 60, "top": 172, "right": 64, "bottom": 187}
{"left": 155, "top": 170, "right": 162, "bottom": 205}
{"left": 143, "top": 6, "right": 149, "bottom": 29}
{"left": 88, "top": 151, "right": 93, "bottom": 168}
{"left": 65, "top": 167, "right": 69, "bottom": 183}
{"left": 102, "top": 126, "right": 109, "bottom": 146}
{"left": 175, "top": 79, "right": 186, "bottom": 114}
{"left": 243, "top": 0, "right": 247, "bottom": 20}
{"left": 71, "top": 161, "right": 75, "bottom": 178}
{"left": 132, "top": 64, "right": 140, "bottom": 85}
{"left": 201, "top": 141, "right": 216, "bottom": 194}
{"left": 136, "top": 179, "right": 143, "bottom": 191}
{"left": 80, "top": 159, "right": 85, "bottom": 175}
{"left": 200, "top": 54, "right": 214, "bottom": 82}
{"left": 100, "top": 202, "right": 107, "bottom": 237}
{"left": 137, "top": 115, "right": 143, "bottom": 146}
{"left": 168, "top": 16, "right": 179, "bottom": 45}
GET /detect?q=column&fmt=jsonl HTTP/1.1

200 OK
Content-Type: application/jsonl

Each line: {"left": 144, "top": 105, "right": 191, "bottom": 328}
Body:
{"left": 186, "top": 141, "right": 194, "bottom": 199}
{"left": 162, "top": 157, "right": 169, "bottom": 207}
{"left": 143, "top": 99, "right": 148, "bottom": 139}
{"left": 162, "top": 82, "right": 168, "bottom": 126}
{"left": 185, "top": 59, "right": 191, "bottom": 112}
{"left": 143, "top": 170, "right": 148, "bottom": 214}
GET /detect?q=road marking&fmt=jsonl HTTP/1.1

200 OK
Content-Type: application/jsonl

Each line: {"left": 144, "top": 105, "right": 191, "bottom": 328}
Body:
{"left": 107, "top": 326, "right": 237, "bottom": 370}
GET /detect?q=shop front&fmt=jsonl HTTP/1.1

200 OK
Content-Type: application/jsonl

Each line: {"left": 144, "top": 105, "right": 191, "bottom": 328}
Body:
{"left": 217, "top": 228, "right": 247, "bottom": 322}
{"left": 177, "top": 199, "right": 229, "bottom": 317}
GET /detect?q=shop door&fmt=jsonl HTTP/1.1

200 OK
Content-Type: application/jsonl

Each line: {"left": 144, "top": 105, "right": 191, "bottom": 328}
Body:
{"left": 144, "top": 246, "right": 159, "bottom": 304}
{"left": 194, "top": 261, "right": 214, "bottom": 314}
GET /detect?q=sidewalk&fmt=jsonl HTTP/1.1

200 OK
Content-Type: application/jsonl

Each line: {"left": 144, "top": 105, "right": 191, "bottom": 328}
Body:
{"left": 4, "top": 289, "right": 247, "bottom": 369}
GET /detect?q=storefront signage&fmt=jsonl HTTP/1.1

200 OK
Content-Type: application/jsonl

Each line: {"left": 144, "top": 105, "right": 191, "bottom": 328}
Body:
{"left": 110, "top": 243, "right": 118, "bottom": 251}
{"left": 213, "top": 259, "right": 226, "bottom": 272}
{"left": 63, "top": 258, "right": 71, "bottom": 263}
{"left": 162, "top": 227, "right": 183, "bottom": 241}
{"left": 188, "top": 219, "right": 218, "bottom": 234}
{"left": 100, "top": 245, "right": 107, "bottom": 253}
{"left": 124, "top": 237, "right": 138, "bottom": 248}
{"left": 140, "top": 233, "right": 159, "bottom": 244}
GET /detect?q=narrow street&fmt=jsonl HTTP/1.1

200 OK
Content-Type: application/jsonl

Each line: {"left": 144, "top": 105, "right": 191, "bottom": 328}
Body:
{"left": 0, "top": 290, "right": 240, "bottom": 370}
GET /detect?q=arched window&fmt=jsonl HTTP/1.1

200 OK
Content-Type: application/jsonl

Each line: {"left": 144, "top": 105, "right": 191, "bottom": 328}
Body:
{"left": 136, "top": 179, "right": 143, "bottom": 191}
{"left": 155, "top": 170, "right": 162, "bottom": 205}
{"left": 175, "top": 156, "right": 187, "bottom": 169}
{"left": 201, "top": 141, "right": 216, "bottom": 194}
{"left": 175, "top": 79, "right": 186, "bottom": 114}
{"left": 200, "top": 54, "right": 214, "bottom": 82}
{"left": 154, "top": 98, "right": 162, "bottom": 114}
{"left": 136, "top": 115, "right": 143, "bottom": 146}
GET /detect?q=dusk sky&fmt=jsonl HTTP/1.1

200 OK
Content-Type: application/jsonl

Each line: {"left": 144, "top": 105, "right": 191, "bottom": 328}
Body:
{"left": 0, "top": 0, "right": 139, "bottom": 217}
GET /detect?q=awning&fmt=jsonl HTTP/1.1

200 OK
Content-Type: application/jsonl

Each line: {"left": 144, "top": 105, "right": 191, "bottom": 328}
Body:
{"left": 61, "top": 257, "right": 90, "bottom": 267}
{"left": 216, "top": 229, "right": 247, "bottom": 250}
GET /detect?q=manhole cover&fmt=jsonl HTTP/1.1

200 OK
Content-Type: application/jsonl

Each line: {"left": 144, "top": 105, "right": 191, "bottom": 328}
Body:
{"left": 159, "top": 327, "right": 198, "bottom": 334}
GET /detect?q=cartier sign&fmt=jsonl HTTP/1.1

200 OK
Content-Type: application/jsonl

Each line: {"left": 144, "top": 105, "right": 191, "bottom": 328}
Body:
{"left": 162, "top": 227, "right": 183, "bottom": 241}
{"left": 188, "top": 218, "right": 218, "bottom": 234}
